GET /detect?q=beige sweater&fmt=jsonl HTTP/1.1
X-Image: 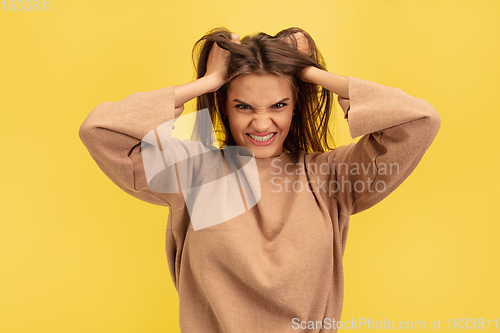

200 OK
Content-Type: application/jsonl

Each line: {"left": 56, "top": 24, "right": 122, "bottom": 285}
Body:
{"left": 79, "top": 76, "right": 440, "bottom": 332}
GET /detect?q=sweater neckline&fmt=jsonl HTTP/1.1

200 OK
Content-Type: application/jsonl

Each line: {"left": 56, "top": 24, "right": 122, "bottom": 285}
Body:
{"left": 223, "top": 146, "right": 286, "bottom": 160}
{"left": 254, "top": 151, "right": 286, "bottom": 160}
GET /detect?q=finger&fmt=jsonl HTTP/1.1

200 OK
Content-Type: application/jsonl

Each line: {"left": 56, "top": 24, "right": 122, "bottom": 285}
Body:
{"left": 231, "top": 33, "right": 241, "bottom": 44}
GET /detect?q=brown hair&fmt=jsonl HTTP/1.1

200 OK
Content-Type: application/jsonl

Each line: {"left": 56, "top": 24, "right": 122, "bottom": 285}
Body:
{"left": 191, "top": 27, "right": 336, "bottom": 153}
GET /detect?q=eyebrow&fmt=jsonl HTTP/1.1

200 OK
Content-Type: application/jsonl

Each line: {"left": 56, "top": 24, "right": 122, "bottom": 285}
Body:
{"left": 232, "top": 97, "right": 290, "bottom": 107}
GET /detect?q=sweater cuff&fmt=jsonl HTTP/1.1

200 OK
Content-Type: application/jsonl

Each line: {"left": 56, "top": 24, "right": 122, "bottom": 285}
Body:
{"left": 139, "top": 85, "right": 177, "bottom": 147}
{"left": 345, "top": 76, "right": 437, "bottom": 139}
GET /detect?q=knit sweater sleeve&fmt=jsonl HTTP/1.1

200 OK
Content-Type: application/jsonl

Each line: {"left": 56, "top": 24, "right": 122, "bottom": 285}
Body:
{"left": 79, "top": 86, "right": 193, "bottom": 208}
{"left": 305, "top": 76, "right": 441, "bottom": 215}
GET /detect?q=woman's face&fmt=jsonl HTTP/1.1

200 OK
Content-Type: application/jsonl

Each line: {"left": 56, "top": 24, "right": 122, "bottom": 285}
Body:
{"left": 224, "top": 73, "right": 295, "bottom": 159}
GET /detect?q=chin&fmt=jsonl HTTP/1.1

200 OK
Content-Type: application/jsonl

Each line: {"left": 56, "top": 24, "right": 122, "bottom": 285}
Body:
{"left": 251, "top": 147, "right": 281, "bottom": 159}
{"left": 234, "top": 135, "right": 283, "bottom": 159}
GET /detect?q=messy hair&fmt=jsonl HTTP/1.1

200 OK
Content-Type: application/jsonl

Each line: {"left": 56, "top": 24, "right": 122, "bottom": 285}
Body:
{"left": 191, "top": 27, "right": 336, "bottom": 153}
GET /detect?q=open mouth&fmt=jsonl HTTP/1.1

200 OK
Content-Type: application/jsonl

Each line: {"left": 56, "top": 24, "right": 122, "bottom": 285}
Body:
{"left": 247, "top": 133, "right": 276, "bottom": 142}
{"left": 246, "top": 132, "right": 277, "bottom": 146}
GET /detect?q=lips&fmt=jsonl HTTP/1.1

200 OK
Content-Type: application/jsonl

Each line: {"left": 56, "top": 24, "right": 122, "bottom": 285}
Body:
{"left": 247, "top": 133, "right": 276, "bottom": 141}
{"left": 246, "top": 132, "right": 277, "bottom": 146}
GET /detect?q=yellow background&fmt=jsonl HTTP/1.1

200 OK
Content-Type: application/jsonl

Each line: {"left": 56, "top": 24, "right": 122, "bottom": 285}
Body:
{"left": 1, "top": 0, "right": 498, "bottom": 332}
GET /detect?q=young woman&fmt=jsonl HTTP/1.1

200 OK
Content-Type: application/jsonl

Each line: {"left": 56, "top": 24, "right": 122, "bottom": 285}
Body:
{"left": 79, "top": 27, "right": 440, "bottom": 332}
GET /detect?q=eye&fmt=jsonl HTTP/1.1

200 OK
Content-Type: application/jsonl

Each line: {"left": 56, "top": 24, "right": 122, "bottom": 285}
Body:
{"left": 272, "top": 103, "right": 287, "bottom": 109}
{"left": 235, "top": 104, "right": 251, "bottom": 110}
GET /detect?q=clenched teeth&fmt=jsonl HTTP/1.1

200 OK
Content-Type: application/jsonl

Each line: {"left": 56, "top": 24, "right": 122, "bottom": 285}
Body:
{"left": 248, "top": 133, "right": 276, "bottom": 142}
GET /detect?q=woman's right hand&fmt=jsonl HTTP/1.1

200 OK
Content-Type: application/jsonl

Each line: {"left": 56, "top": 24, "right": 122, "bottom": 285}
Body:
{"left": 174, "top": 33, "right": 240, "bottom": 108}
{"left": 204, "top": 33, "right": 240, "bottom": 92}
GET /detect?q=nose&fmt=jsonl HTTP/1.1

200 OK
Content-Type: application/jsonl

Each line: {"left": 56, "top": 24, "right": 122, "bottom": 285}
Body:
{"left": 251, "top": 112, "right": 274, "bottom": 132}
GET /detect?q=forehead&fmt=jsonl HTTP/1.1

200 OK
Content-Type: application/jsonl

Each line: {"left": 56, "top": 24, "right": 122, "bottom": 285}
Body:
{"left": 227, "top": 74, "right": 293, "bottom": 105}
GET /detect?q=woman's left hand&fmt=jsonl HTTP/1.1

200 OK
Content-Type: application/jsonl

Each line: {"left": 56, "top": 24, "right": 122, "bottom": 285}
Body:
{"left": 286, "top": 32, "right": 313, "bottom": 57}
{"left": 298, "top": 66, "right": 316, "bottom": 83}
